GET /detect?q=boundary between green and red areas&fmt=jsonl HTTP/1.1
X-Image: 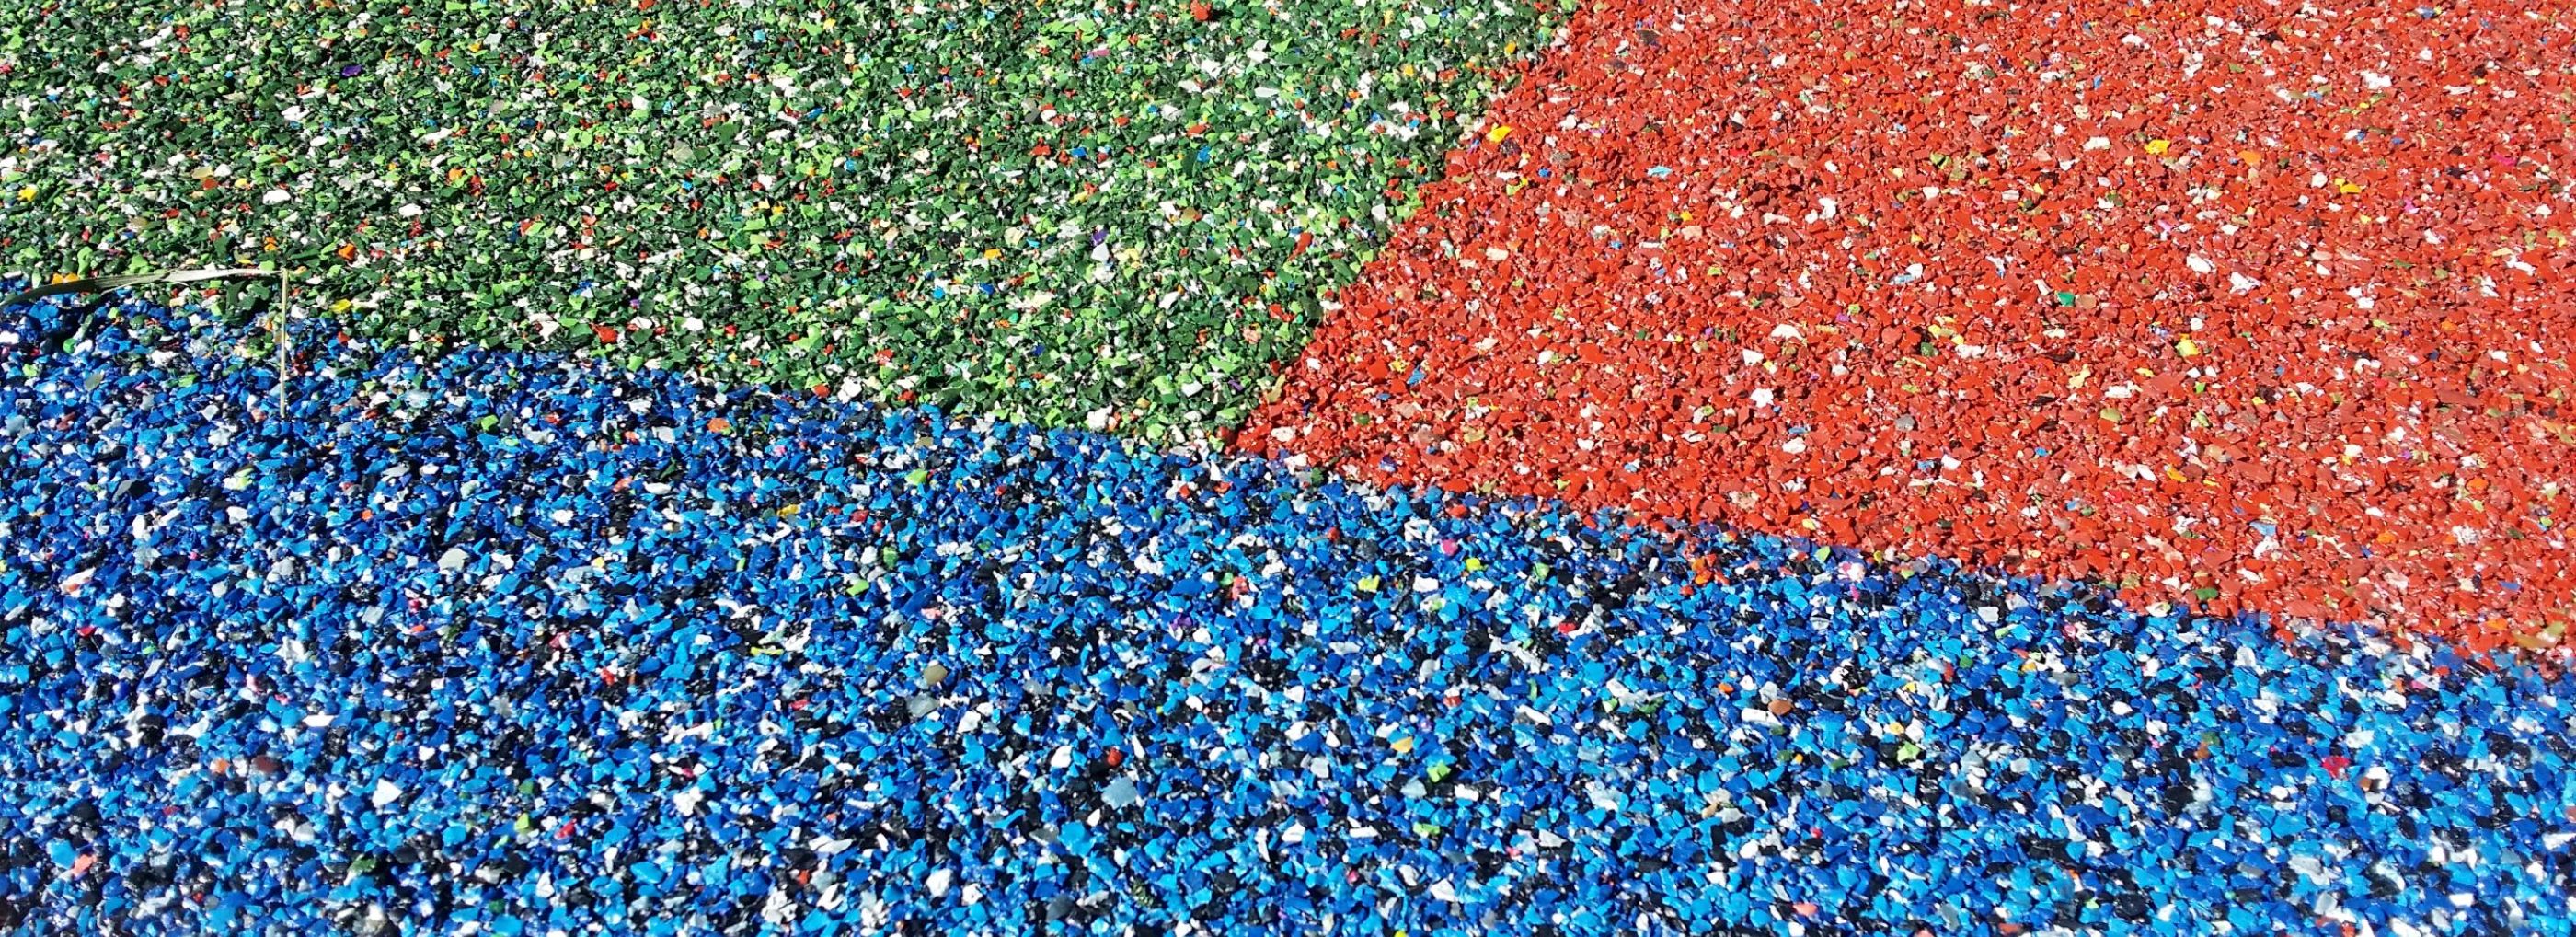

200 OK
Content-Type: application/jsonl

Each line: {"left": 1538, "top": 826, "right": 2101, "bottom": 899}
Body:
{"left": 1242, "top": 0, "right": 2576, "bottom": 649}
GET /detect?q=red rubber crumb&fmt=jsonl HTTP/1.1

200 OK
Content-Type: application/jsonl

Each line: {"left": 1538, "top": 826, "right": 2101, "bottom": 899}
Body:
{"left": 1243, "top": 0, "right": 2576, "bottom": 650}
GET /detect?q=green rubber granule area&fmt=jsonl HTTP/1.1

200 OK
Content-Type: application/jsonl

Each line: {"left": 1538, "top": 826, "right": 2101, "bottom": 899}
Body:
{"left": 0, "top": 0, "right": 1561, "bottom": 442}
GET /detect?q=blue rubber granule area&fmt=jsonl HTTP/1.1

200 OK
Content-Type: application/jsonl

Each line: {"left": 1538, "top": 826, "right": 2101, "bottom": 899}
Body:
{"left": 4, "top": 294, "right": 2575, "bottom": 935}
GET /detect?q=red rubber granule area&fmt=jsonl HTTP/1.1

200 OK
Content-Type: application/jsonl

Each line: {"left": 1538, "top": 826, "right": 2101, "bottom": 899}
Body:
{"left": 1243, "top": 0, "right": 2576, "bottom": 649}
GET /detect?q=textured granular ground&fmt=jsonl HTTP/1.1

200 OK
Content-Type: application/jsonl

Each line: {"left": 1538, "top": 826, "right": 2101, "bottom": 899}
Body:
{"left": 1245, "top": 0, "right": 2576, "bottom": 648}
{"left": 6, "top": 293, "right": 2574, "bottom": 934}
{"left": 0, "top": 0, "right": 1557, "bottom": 442}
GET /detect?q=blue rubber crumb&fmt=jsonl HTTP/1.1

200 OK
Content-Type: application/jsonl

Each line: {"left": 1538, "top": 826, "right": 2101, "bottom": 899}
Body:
{"left": 3, "top": 289, "right": 2573, "bottom": 935}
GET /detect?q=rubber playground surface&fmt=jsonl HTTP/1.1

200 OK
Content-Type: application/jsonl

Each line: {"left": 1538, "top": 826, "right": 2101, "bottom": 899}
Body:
{"left": 4, "top": 0, "right": 2574, "bottom": 933}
